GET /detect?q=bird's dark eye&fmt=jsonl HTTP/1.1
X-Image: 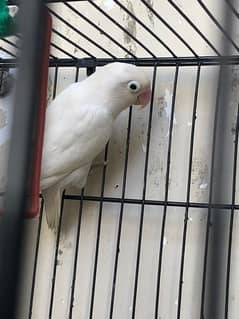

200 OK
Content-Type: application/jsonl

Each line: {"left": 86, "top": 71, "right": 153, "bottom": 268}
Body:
{"left": 127, "top": 80, "right": 141, "bottom": 93}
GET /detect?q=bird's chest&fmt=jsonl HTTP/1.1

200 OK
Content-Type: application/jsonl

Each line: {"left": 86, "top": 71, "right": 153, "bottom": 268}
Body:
{"left": 67, "top": 106, "right": 113, "bottom": 161}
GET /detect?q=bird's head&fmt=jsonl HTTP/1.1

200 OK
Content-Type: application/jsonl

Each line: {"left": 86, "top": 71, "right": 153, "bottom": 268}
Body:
{"left": 94, "top": 62, "right": 152, "bottom": 117}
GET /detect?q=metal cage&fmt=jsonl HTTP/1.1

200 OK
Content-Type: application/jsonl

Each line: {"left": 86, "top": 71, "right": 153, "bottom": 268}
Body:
{"left": 0, "top": 1, "right": 239, "bottom": 318}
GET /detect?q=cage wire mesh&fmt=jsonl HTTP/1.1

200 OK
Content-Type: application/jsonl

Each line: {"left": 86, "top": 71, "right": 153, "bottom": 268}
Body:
{"left": 1, "top": 0, "right": 239, "bottom": 318}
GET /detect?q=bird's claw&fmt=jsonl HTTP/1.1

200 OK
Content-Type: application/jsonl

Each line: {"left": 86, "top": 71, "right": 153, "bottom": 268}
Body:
{"left": 90, "top": 160, "right": 109, "bottom": 173}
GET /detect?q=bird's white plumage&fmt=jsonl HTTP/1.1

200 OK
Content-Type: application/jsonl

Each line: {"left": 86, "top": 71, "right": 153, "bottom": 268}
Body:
{"left": 1, "top": 62, "right": 151, "bottom": 229}
{"left": 41, "top": 95, "right": 113, "bottom": 189}
{"left": 41, "top": 78, "right": 115, "bottom": 229}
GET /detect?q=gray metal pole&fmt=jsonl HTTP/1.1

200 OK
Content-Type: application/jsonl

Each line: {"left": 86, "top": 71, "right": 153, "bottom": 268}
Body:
{"left": 0, "top": 1, "right": 46, "bottom": 318}
{"left": 204, "top": 1, "right": 237, "bottom": 318}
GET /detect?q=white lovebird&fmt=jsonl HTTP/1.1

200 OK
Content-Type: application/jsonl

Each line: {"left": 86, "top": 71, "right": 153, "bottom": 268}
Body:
{"left": 41, "top": 62, "right": 151, "bottom": 230}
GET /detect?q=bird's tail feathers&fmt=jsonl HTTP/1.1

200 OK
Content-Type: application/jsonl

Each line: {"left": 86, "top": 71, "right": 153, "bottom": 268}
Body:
{"left": 42, "top": 185, "right": 61, "bottom": 231}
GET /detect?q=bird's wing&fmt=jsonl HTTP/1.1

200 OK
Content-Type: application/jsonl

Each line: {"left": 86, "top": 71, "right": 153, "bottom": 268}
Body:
{"left": 41, "top": 86, "right": 113, "bottom": 190}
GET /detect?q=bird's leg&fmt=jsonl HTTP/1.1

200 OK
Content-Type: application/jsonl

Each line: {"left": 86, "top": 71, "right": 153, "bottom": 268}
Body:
{"left": 90, "top": 160, "right": 108, "bottom": 173}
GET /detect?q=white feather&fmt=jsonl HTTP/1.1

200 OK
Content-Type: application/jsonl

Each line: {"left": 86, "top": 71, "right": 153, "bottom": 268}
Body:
{"left": 41, "top": 63, "right": 151, "bottom": 230}
{"left": 1, "top": 62, "right": 151, "bottom": 231}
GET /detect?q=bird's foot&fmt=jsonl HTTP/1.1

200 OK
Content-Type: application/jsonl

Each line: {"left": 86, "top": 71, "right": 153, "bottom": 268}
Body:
{"left": 90, "top": 160, "right": 108, "bottom": 173}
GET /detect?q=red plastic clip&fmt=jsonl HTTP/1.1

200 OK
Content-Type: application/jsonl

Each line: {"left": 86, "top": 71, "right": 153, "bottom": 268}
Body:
{"left": 25, "top": 11, "right": 52, "bottom": 218}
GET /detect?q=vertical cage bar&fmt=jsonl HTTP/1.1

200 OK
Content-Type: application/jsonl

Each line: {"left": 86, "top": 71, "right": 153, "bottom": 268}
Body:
{"left": 203, "top": 67, "right": 231, "bottom": 319}
{"left": 88, "top": 62, "right": 107, "bottom": 318}
{"left": 109, "top": 105, "right": 133, "bottom": 319}
{"left": 68, "top": 66, "right": 92, "bottom": 318}
{"left": 68, "top": 66, "right": 81, "bottom": 319}
{"left": 48, "top": 190, "right": 66, "bottom": 319}
{"left": 200, "top": 65, "right": 222, "bottom": 317}
{"left": 225, "top": 103, "right": 239, "bottom": 318}
{"left": 69, "top": 188, "right": 84, "bottom": 319}
{"left": 48, "top": 66, "right": 66, "bottom": 319}
{"left": 52, "top": 66, "right": 59, "bottom": 99}
{"left": 131, "top": 65, "right": 157, "bottom": 319}
{"left": 89, "top": 143, "right": 109, "bottom": 319}
{"left": 154, "top": 65, "right": 179, "bottom": 319}
{"left": 28, "top": 199, "right": 44, "bottom": 319}
{"left": 177, "top": 65, "right": 201, "bottom": 318}
{"left": 202, "top": 2, "right": 236, "bottom": 318}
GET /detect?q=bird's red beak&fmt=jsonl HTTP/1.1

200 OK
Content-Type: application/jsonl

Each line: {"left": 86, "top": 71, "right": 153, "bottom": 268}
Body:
{"left": 137, "top": 87, "right": 152, "bottom": 108}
